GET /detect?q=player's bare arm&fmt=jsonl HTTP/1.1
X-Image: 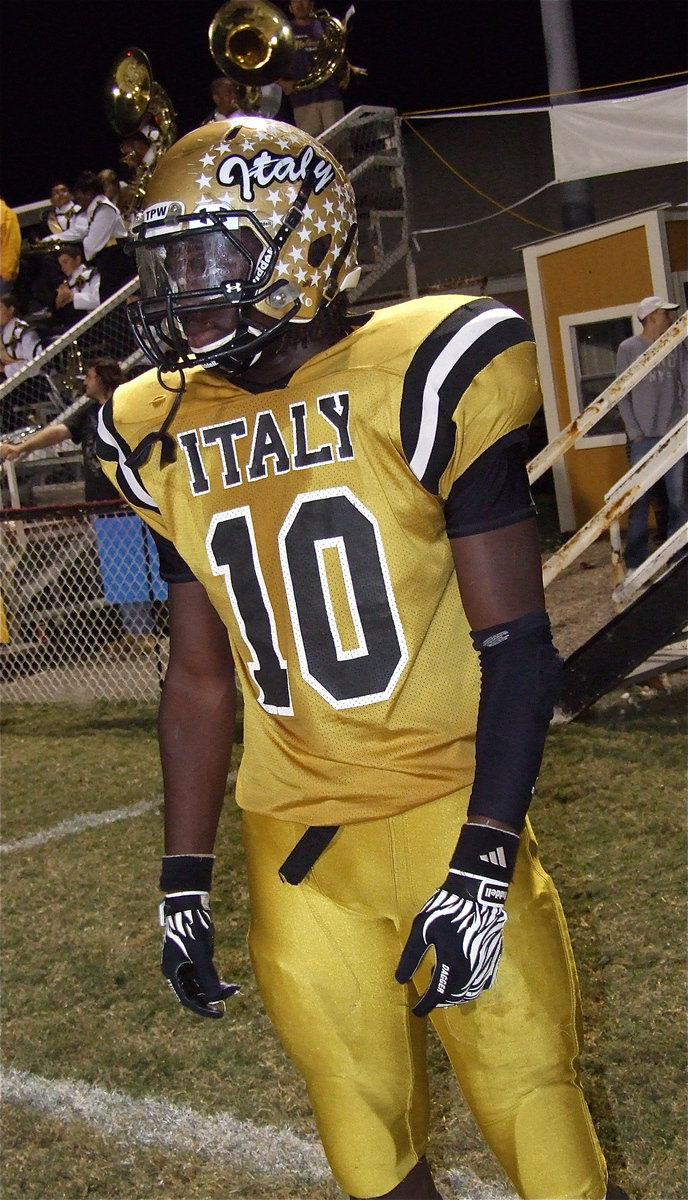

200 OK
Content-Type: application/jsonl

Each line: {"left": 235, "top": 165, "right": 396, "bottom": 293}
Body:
{"left": 159, "top": 579, "right": 237, "bottom": 854}
{"left": 158, "top": 580, "right": 239, "bottom": 1017}
{"left": 450, "top": 514, "right": 545, "bottom": 636}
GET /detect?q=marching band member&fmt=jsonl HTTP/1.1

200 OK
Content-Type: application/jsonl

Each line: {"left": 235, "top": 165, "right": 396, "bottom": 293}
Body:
{"left": 0, "top": 292, "right": 40, "bottom": 380}
{"left": 41, "top": 182, "right": 81, "bottom": 238}
{"left": 53, "top": 242, "right": 101, "bottom": 327}
{"left": 46, "top": 172, "right": 131, "bottom": 300}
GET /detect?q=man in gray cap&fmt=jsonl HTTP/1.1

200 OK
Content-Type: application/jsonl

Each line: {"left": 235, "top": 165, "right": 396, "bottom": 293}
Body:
{"left": 616, "top": 295, "right": 687, "bottom": 569}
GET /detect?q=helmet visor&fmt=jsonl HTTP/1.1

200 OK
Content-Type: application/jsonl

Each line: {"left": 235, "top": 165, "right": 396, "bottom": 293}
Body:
{"left": 135, "top": 227, "right": 258, "bottom": 352}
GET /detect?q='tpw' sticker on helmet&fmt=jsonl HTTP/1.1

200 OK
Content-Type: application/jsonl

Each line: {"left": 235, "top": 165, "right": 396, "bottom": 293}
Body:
{"left": 141, "top": 200, "right": 187, "bottom": 225}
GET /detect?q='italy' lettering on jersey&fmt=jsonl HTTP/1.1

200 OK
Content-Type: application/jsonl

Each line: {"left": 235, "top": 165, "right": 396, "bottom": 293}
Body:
{"left": 177, "top": 391, "right": 354, "bottom": 495}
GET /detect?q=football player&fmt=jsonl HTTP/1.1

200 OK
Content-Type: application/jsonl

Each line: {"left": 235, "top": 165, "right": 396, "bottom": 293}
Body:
{"left": 97, "top": 118, "right": 625, "bottom": 1200}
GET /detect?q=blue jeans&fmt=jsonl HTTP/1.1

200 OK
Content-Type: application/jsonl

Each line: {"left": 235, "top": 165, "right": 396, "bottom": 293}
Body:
{"left": 625, "top": 437, "right": 688, "bottom": 568}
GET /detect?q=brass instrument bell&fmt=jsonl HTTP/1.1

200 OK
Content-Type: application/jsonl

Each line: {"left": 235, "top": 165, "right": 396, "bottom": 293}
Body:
{"left": 104, "top": 48, "right": 177, "bottom": 214}
{"left": 209, "top": 0, "right": 347, "bottom": 93}
{"left": 209, "top": 1, "right": 295, "bottom": 86}
{"left": 106, "top": 47, "right": 155, "bottom": 137}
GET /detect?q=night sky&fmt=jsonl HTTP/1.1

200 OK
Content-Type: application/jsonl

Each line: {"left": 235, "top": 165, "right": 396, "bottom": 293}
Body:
{"left": 1, "top": 0, "right": 686, "bottom": 206}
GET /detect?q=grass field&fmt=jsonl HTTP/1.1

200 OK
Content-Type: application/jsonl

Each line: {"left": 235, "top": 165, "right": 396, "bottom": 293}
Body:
{"left": 1, "top": 684, "right": 686, "bottom": 1200}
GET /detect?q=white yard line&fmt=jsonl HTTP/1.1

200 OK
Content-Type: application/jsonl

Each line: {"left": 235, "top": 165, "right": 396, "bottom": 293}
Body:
{"left": 1, "top": 771, "right": 238, "bottom": 855}
{"left": 2, "top": 1066, "right": 330, "bottom": 1184}
{"left": 0, "top": 799, "right": 159, "bottom": 854}
{"left": 1, "top": 1066, "right": 512, "bottom": 1199}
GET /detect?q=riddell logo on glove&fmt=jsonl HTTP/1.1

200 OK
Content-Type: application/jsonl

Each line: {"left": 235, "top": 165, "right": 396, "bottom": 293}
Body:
{"left": 481, "top": 883, "right": 508, "bottom": 904}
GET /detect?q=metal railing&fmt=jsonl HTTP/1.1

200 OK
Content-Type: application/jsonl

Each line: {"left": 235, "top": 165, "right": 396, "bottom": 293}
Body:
{"left": 529, "top": 311, "right": 688, "bottom": 609}
{"left": 0, "top": 279, "right": 142, "bottom": 447}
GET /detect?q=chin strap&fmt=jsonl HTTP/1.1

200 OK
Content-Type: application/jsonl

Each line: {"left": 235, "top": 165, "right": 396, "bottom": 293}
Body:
{"left": 125, "top": 365, "right": 186, "bottom": 469}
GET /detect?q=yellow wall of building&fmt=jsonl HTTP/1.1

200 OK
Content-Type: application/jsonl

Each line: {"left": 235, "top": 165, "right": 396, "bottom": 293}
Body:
{"left": 537, "top": 226, "right": 654, "bottom": 524}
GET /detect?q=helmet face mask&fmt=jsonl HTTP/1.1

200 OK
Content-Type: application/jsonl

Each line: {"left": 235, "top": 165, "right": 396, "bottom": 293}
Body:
{"left": 127, "top": 119, "right": 360, "bottom": 373}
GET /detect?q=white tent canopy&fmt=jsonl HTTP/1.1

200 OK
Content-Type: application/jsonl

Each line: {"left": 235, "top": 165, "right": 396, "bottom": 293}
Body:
{"left": 549, "top": 85, "right": 688, "bottom": 182}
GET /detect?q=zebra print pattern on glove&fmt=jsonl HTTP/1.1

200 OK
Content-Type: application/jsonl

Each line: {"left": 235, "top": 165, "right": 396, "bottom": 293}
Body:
{"left": 396, "top": 883, "right": 508, "bottom": 1016}
{"left": 421, "top": 887, "right": 507, "bottom": 1005}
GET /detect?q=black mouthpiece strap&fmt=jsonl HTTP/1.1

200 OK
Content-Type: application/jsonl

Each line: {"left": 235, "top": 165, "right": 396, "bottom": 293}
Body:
{"left": 125, "top": 366, "right": 186, "bottom": 469}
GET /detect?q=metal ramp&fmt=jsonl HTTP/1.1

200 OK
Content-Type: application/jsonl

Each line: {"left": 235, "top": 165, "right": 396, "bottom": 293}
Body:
{"left": 528, "top": 312, "right": 688, "bottom": 720}
{"left": 554, "top": 556, "right": 687, "bottom": 721}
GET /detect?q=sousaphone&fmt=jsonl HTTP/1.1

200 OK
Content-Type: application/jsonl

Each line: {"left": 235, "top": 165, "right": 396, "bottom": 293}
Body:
{"left": 104, "top": 48, "right": 177, "bottom": 212}
{"left": 208, "top": 0, "right": 351, "bottom": 93}
{"left": 105, "top": 47, "right": 177, "bottom": 144}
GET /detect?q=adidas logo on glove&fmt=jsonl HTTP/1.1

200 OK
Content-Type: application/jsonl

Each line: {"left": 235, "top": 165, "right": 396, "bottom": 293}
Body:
{"left": 479, "top": 846, "right": 508, "bottom": 869}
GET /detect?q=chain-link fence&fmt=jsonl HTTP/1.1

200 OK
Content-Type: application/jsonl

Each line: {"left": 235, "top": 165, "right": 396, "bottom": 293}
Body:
{"left": 0, "top": 502, "right": 169, "bottom": 702}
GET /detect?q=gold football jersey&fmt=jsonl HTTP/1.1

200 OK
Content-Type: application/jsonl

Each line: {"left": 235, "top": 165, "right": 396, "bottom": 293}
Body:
{"left": 98, "top": 295, "right": 541, "bottom": 824}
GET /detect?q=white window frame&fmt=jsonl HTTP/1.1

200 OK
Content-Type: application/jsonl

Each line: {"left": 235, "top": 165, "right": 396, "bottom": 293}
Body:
{"left": 559, "top": 304, "right": 635, "bottom": 448}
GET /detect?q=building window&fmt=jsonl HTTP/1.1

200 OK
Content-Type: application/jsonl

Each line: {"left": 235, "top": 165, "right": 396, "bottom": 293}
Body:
{"left": 560, "top": 308, "right": 634, "bottom": 446}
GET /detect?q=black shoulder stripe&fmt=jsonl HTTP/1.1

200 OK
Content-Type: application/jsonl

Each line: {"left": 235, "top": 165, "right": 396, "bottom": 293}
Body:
{"left": 96, "top": 400, "right": 161, "bottom": 513}
{"left": 400, "top": 299, "right": 533, "bottom": 494}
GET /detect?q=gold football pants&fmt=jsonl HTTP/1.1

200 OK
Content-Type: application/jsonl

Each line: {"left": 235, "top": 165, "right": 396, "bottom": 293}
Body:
{"left": 241, "top": 789, "right": 607, "bottom": 1199}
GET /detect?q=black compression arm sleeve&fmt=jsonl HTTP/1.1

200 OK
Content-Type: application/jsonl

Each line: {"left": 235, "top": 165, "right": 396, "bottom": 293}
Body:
{"left": 467, "top": 610, "right": 563, "bottom": 830}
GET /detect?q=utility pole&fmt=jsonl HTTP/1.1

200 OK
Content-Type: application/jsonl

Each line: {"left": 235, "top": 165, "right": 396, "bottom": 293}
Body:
{"left": 539, "top": 0, "right": 596, "bottom": 229}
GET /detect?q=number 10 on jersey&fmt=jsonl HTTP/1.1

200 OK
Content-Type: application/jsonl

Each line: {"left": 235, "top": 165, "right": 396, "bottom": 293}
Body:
{"left": 206, "top": 487, "right": 409, "bottom": 713}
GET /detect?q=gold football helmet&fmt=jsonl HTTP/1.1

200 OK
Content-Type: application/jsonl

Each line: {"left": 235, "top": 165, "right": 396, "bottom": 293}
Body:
{"left": 127, "top": 117, "right": 360, "bottom": 372}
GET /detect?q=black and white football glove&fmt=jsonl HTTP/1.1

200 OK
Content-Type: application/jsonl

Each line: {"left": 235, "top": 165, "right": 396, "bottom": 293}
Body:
{"left": 396, "top": 822, "right": 519, "bottom": 1016}
{"left": 159, "top": 855, "right": 239, "bottom": 1019}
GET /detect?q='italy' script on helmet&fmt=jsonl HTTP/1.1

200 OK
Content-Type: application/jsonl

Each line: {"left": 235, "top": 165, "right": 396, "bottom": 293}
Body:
{"left": 217, "top": 146, "right": 335, "bottom": 201}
